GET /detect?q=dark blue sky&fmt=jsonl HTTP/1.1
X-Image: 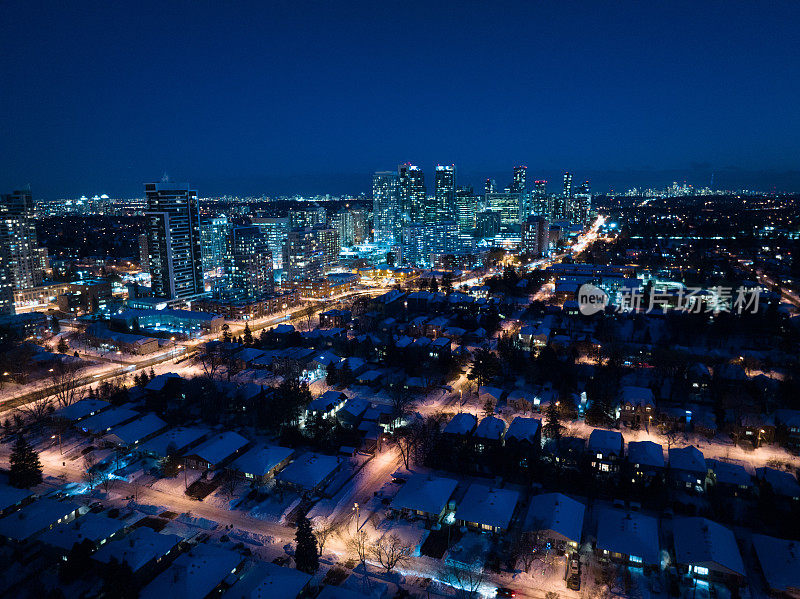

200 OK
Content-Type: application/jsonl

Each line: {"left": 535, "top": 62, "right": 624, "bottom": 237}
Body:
{"left": 2, "top": 1, "right": 799, "bottom": 198}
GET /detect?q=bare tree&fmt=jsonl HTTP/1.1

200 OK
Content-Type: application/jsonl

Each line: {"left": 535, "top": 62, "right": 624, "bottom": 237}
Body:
{"left": 17, "top": 395, "right": 54, "bottom": 428}
{"left": 220, "top": 469, "right": 238, "bottom": 497}
{"left": 313, "top": 519, "right": 340, "bottom": 556}
{"left": 372, "top": 533, "right": 412, "bottom": 574}
{"left": 83, "top": 454, "right": 101, "bottom": 490}
{"left": 347, "top": 529, "right": 372, "bottom": 591}
{"left": 659, "top": 422, "right": 680, "bottom": 452}
{"left": 49, "top": 360, "right": 84, "bottom": 408}
{"left": 199, "top": 346, "right": 224, "bottom": 380}
{"left": 439, "top": 563, "right": 485, "bottom": 599}
{"left": 511, "top": 531, "right": 538, "bottom": 572}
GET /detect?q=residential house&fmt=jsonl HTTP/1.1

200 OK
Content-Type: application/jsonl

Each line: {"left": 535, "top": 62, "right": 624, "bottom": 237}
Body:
{"left": 389, "top": 474, "right": 458, "bottom": 524}
{"left": 78, "top": 407, "right": 140, "bottom": 436}
{"left": 455, "top": 484, "right": 520, "bottom": 534}
{"left": 756, "top": 467, "right": 800, "bottom": 502}
{"left": 588, "top": 429, "right": 625, "bottom": 474}
{"left": 103, "top": 414, "right": 168, "bottom": 449}
{"left": 52, "top": 399, "right": 111, "bottom": 424}
{"left": 137, "top": 427, "right": 210, "bottom": 459}
{"left": 306, "top": 390, "right": 348, "bottom": 420}
{"left": 595, "top": 507, "right": 660, "bottom": 568}
{"left": 626, "top": 441, "right": 665, "bottom": 485}
{"left": 669, "top": 446, "right": 708, "bottom": 492}
{"left": 522, "top": 492, "right": 585, "bottom": 553}
{"left": 706, "top": 459, "right": 754, "bottom": 497}
{"left": 0, "top": 484, "right": 36, "bottom": 517}
{"left": 230, "top": 445, "right": 295, "bottom": 485}
{"left": 93, "top": 527, "right": 183, "bottom": 581}
{"left": 734, "top": 413, "right": 776, "bottom": 448}
{"left": 227, "top": 561, "right": 312, "bottom": 599}
{"left": 672, "top": 517, "right": 745, "bottom": 587}
{"left": 619, "top": 386, "right": 655, "bottom": 429}
{"left": 183, "top": 431, "right": 250, "bottom": 471}
{"left": 276, "top": 452, "right": 341, "bottom": 497}
{"left": 751, "top": 534, "right": 800, "bottom": 597}
{"left": 0, "top": 499, "right": 84, "bottom": 542}
{"left": 39, "top": 512, "right": 128, "bottom": 558}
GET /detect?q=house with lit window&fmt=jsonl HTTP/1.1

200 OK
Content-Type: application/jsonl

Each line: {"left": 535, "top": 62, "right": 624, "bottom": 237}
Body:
{"left": 619, "top": 386, "right": 655, "bottom": 429}
{"left": 626, "top": 441, "right": 665, "bottom": 485}
{"left": 669, "top": 445, "right": 708, "bottom": 492}
{"left": 751, "top": 534, "right": 800, "bottom": 597}
{"left": 595, "top": 506, "right": 660, "bottom": 568}
{"left": 229, "top": 445, "right": 295, "bottom": 485}
{"left": 182, "top": 431, "right": 250, "bottom": 471}
{"left": 455, "top": 484, "right": 520, "bottom": 534}
{"left": 588, "top": 429, "right": 625, "bottom": 474}
{"left": 706, "top": 459, "right": 754, "bottom": 497}
{"left": 389, "top": 473, "right": 458, "bottom": 524}
{"left": 0, "top": 499, "right": 84, "bottom": 542}
{"left": 523, "top": 492, "right": 585, "bottom": 553}
{"left": 672, "top": 517, "right": 745, "bottom": 587}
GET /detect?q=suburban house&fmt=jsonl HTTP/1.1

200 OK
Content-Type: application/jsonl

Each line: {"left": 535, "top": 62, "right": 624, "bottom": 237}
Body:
{"left": 774, "top": 409, "right": 800, "bottom": 453}
{"left": 305, "top": 390, "right": 348, "bottom": 420}
{"left": 669, "top": 446, "right": 708, "bottom": 492}
{"left": 102, "top": 414, "right": 168, "bottom": 449}
{"left": 755, "top": 467, "right": 800, "bottom": 501}
{"left": 626, "top": 441, "right": 665, "bottom": 485}
{"left": 137, "top": 427, "right": 211, "bottom": 459}
{"left": 276, "top": 452, "right": 341, "bottom": 497}
{"left": 706, "top": 459, "right": 754, "bottom": 497}
{"left": 183, "top": 431, "right": 250, "bottom": 471}
{"left": 588, "top": 429, "right": 625, "bottom": 474}
{"left": 139, "top": 544, "right": 245, "bottom": 599}
{"left": 227, "top": 561, "right": 312, "bottom": 599}
{"left": 93, "top": 527, "right": 183, "bottom": 581}
{"left": 389, "top": 474, "right": 458, "bottom": 524}
{"left": 473, "top": 416, "right": 507, "bottom": 453}
{"left": 0, "top": 499, "right": 84, "bottom": 542}
{"left": 672, "top": 517, "right": 745, "bottom": 587}
{"left": 542, "top": 436, "right": 586, "bottom": 470}
{"left": 52, "top": 398, "right": 111, "bottom": 423}
{"left": 454, "top": 484, "right": 521, "bottom": 534}
{"left": 230, "top": 445, "right": 295, "bottom": 485}
{"left": 595, "top": 507, "right": 660, "bottom": 568}
{"left": 79, "top": 407, "right": 140, "bottom": 436}
{"left": 39, "top": 513, "right": 128, "bottom": 559}
{"left": 0, "top": 484, "right": 36, "bottom": 517}
{"left": 619, "top": 386, "right": 656, "bottom": 429}
{"left": 751, "top": 534, "right": 800, "bottom": 597}
{"left": 523, "top": 492, "right": 586, "bottom": 552}
{"left": 443, "top": 413, "right": 478, "bottom": 439}
{"left": 734, "top": 413, "right": 776, "bottom": 448}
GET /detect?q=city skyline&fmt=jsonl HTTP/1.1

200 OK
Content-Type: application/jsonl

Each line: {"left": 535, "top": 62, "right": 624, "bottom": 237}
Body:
{"left": 3, "top": 2, "right": 800, "bottom": 197}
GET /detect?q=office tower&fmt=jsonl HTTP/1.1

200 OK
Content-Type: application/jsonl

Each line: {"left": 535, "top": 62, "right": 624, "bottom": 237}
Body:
{"left": 455, "top": 186, "right": 477, "bottom": 232}
{"left": 521, "top": 215, "right": 550, "bottom": 256}
{"left": 476, "top": 211, "right": 501, "bottom": 239}
{"left": 485, "top": 192, "right": 522, "bottom": 227}
{"left": 535, "top": 180, "right": 547, "bottom": 196}
{"left": 313, "top": 225, "right": 340, "bottom": 270}
{"left": 0, "top": 189, "right": 46, "bottom": 291}
{"left": 200, "top": 215, "right": 232, "bottom": 274}
{"left": 283, "top": 227, "right": 322, "bottom": 282}
{"left": 349, "top": 208, "right": 368, "bottom": 244}
{"left": 573, "top": 181, "right": 592, "bottom": 224}
{"left": 252, "top": 217, "right": 288, "bottom": 270}
{"left": 144, "top": 182, "right": 204, "bottom": 301}
{"left": 551, "top": 195, "right": 569, "bottom": 220}
{"left": 0, "top": 228, "right": 13, "bottom": 315}
{"left": 138, "top": 233, "right": 149, "bottom": 272}
{"left": 398, "top": 163, "right": 426, "bottom": 223}
{"left": 434, "top": 165, "right": 456, "bottom": 221}
{"left": 484, "top": 178, "right": 496, "bottom": 196}
{"left": 400, "top": 220, "right": 458, "bottom": 267}
{"left": 531, "top": 180, "right": 552, "bottom": 217}
{"left": 510, "top": 165, "right": 527, "bottom": 194}
{"left": 372, "top": 171, "right": 401, "bottom": 245}
{"left": 563, "top": 172, "right": 573, "bottom": 197}
{"left": 288, "top": 204, "right": 326, "bottom": 229}
{"left": 226, "top": 225, "right": 274, "bottom": 300}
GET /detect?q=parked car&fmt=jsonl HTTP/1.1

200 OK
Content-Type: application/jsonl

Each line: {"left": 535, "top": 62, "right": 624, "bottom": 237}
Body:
{"left": 496, "top": 588, "right": 517, "bottom": 598}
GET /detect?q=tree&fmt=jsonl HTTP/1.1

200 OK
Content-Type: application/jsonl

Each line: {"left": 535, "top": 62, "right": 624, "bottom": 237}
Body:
{"left": 49, "top": 360, "right": 83, "bottom": 408}
{"left": 50, "top": 315, "right": 61, "bottom": 334}
{"left": 295, "top": 515, "right": 319, "bottom": 574}
{"left": 59, "top": 539, "right": 94, "bottom": 583}
{"left": 348, "top": 529, "right": 371, "bottom": 591}
{"left": 9, "top": 435, "right": 43, "bottom": 488}
{"left": 100, "top": 558, "right": 138, "bottom": 599}
{"left": 467, "top": 348, "right": 500, "bottom": 389}
{"left": 372, "top": 533, "right": 412, "bottom": 573}
{"left": 442, "top": 272, "right": 454, "bottom": 294}
{"left": 543, "top": 400, "right": 563, "bottom": 440}
{"left": 439, "top": 563, "right": 485, "bottom": 599}
{"left": 313, "top": 519, "right": 339, "bottom": 556}
{"left": 57, "top": 337, "right": 69, "bottom": 354}
{"left": 221, "top": 323, "right": 231, "bottom": 342}
{"left": 83, "top": 454, "right": 101, "bottom": 490}
{"left": 243, "top": 322, "right": 254, "bottom": 346}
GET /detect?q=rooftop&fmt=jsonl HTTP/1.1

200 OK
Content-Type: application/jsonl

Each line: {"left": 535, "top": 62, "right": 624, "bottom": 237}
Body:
{"left": 673, "top": 517, "right": 745, "bottom": 577}
{"left": 595, "top": 507, "right": 660, "bottom": 565}
{"left": 455, "top": 484, "right": 520, "bottom": 530}
{"left": 391, "top": 473, "right": 458, "bottom": 517}
{"left": 523, "top": 492, "right": 585, "bottom": 544}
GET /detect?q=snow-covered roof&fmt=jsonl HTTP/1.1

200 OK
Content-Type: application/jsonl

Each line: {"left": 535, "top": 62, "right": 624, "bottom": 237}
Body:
{"left": 673, "top": 517, "right": 744, "bottom": 577}
{"left": 620, "top": 385, "right": 655, "bottom": 407}
{"left": 140, "top": 544, "right": 242, "bottom": 599}
{"left": 478, "top": 386, "right": 504, "bottom": 401}
{"left": 505, "top": 417, "right": 541, "bottom": 444}
{"left": 0, "top": 499, "right": 81, "bottom": 541}
{"left": 523, "top": 493, "right": 585, "bottom": 544}
{"left": 455, "top": 484, "right": 520, "bottom": 530}
{"left": 234, "top": 348, "right": 266, "bottom": 363}
{"left": 227, "top": 561, "right": 311, "bottom": 599}
{"left": 93, "top": 527, "right": 182, "bottom": 572}
{"left": 138, "top": 427, "right": 210, "bottom": 457}
{"left": 79, "top": 407, "right": 140, "bottom": 434}
{"left": 339, "top": 397, "right": 369, "bottom": 419}
{"left": 186, "top": 431, "right": 249, "bottom": 465}
{"left": 627, "top": 441, "right": 664, "bottom": 469}
{"left": 587, "top": 429, "right": 624, "bottom": 456}
{"left": 53, "top": 399, "right": 110, "bottom": 422}
{"left": 390, "top": 474, "right": 458, "bottom": 517}
{"left": 475, "top": 416, "right": 507, "bottom": 440}
{"left": 0, "top": 484, "right": 34, "bottom": 513}
{"left": 756, "top": 467, "right": 800, "bottom": 498}
{"left": 277, "top": 452, "right": 340, "bottom": 490}
{"left": 317, "top": 586, "right": 371, "bottom": 599}
{"left": 443, "top": 413, "right": 477, "bottom": 436}
{"left": 669, "top": 445, "right": 707, "bottom": 474}
{"left": 752, "top": 534, "right": 800, "bottom": 594}
{"left": 38, "top": 512, "right": 126, "bottom": 551}
{"left": 595, "top": 507, "right": 660, "bottom": 565}
{"left": 706, "top": 459, "right": 752, "bottom": 488}
{"left": 231, "top": 445, "right": 295, "bottom": 477}
{"left": 105, "top": 414, "right": 167, "bottom": 446}
{"left": 144, "top": 372, "right": 183, "bottom": 392}
{"left": 307, "top": 390, "right": 347, "bottom": 413}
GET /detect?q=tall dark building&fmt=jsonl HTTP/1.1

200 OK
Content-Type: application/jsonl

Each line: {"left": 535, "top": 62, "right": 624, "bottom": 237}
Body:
{"left": 510, "top": 165, "right": 527, "bottom": 194}
{"left": 144, "top": 182, "right": 204, "bottom": 301}
{"left": 484, "top": 178, "right": 496, "bottom": 196}
{"left": 563, "top": 171, "right": 573, "bottom": 197}
{"left": 434, "top": 165, "right": 456, "bottom": 221}
{"left": 398, "top": 163, "right": 426, "bottom": 223}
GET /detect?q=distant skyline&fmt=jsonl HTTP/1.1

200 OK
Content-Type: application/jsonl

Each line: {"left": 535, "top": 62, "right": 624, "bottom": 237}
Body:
{"left": 3, "top": 1, "right": 800, "bottom": 198}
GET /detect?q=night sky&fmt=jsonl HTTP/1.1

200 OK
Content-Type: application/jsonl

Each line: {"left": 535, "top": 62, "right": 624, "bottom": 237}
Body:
{"left": 2, "top": 1, "right": 799, "bottom": 198}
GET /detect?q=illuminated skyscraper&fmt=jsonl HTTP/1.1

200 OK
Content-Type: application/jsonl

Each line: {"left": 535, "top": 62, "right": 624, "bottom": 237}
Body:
{"left": 484, "top": 178, "right": 496, "bottom": 196}
{"left": 563, "top": 171, "right": 573, "bottom": 197}
{"left": 455, "top": 186, "right": 477, "bottom": 232}
{"left": 573, "top": 181, "right": 592, "bottom": 224}
{"left": 531, "top": 180, "right": 551, "bottom": 217}
{"left": 226, "top": 225, "right": 274, "bottom": 300}
{"left": 372, "top": 171, "right": 400, "bottom": 245}
{"left": 200, "top": 215, "right": 232, "bottom": 274}
{"left": 434, "top": 165, "right": 456, "bottom": 221}
{"left": 0, "top": 189, "right": 46, "bottom": 293}
{"left": 288, "top": 204, "right": 326, "bottom": 228}
{"left": 521, "top": 215, "right": 550, "bottom": 256}
{"left": 251, "top": 217, "right": 289, "bottom": 270}
{"left": 144, "top": 182, "right": 204, "bottom": 301}
{"left": 510, "top": 165, "right": 527, "bottom": 194}
{"left": 485, "top": 192, "right": 522, "bottom": 227}
{"left": 398, "top": 163, "right": 426, "bottom": 223}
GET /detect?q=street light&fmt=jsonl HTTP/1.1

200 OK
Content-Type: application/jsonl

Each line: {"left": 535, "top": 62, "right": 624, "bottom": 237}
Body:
{"left": 352, "top": 502, "right": 360, "bottom": 530}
